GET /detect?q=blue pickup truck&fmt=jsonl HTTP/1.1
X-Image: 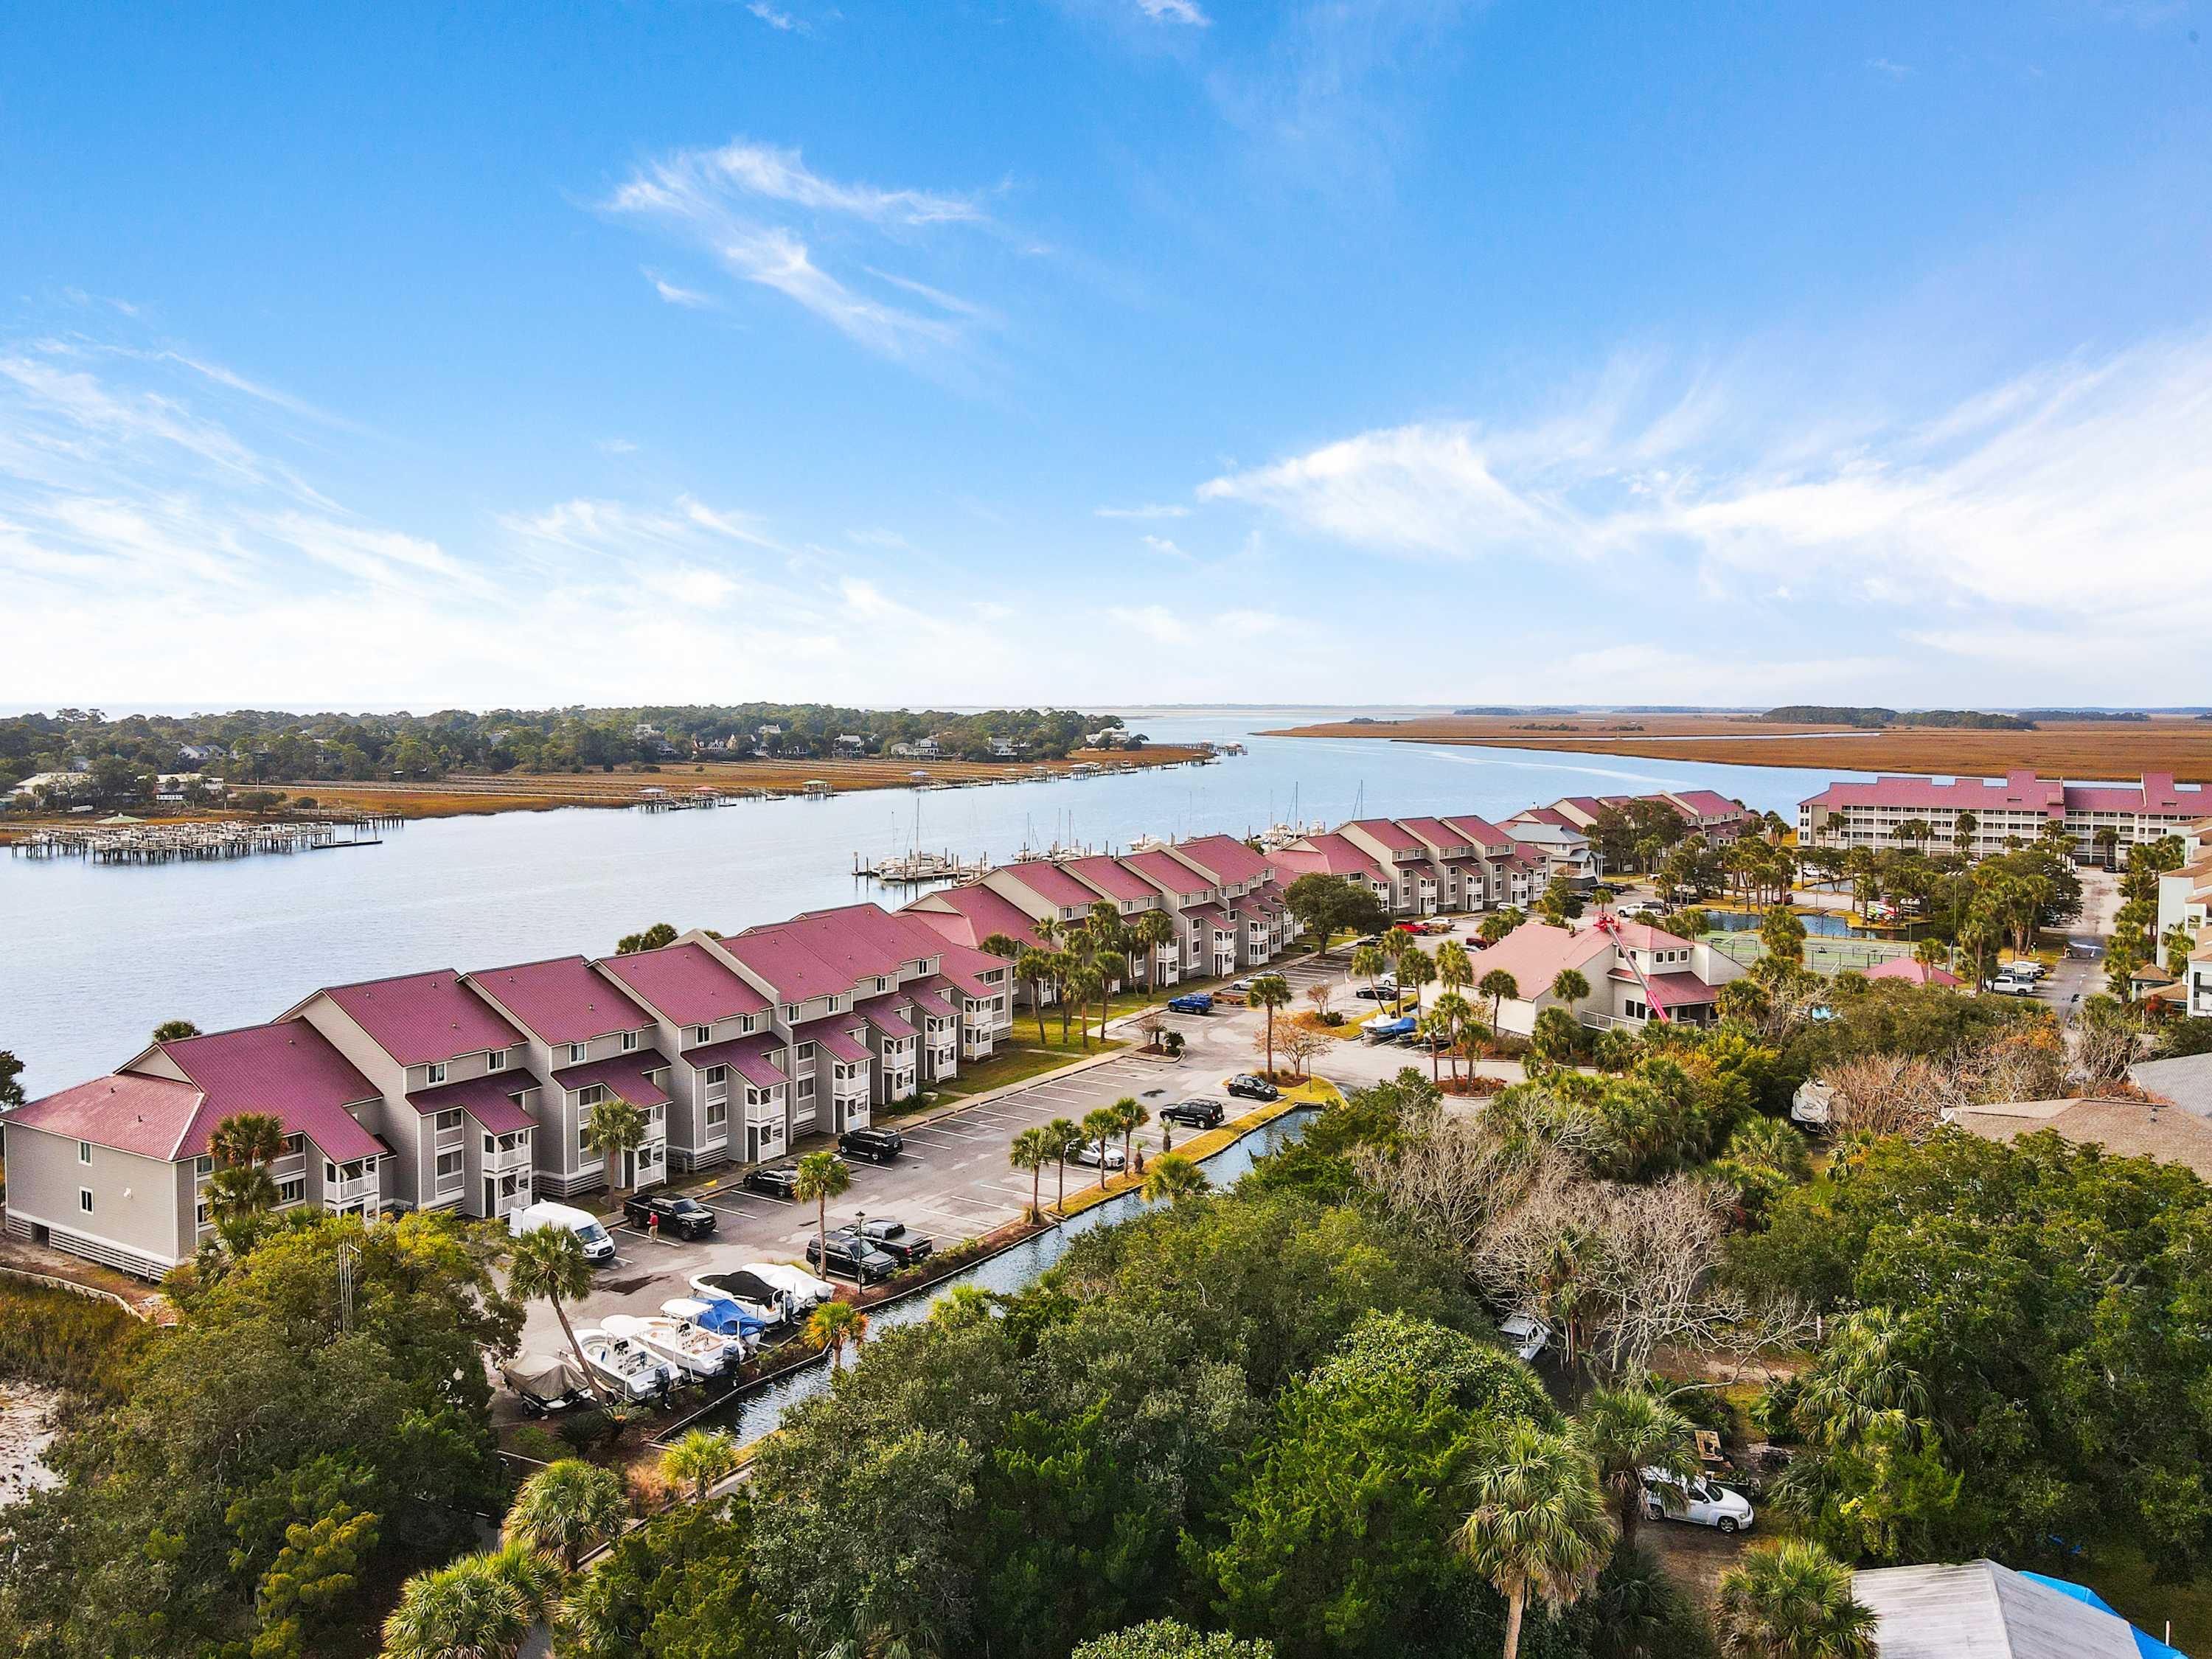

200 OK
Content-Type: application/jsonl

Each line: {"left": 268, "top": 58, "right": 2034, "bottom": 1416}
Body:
{"left": 1166, "top": 992, "right": 1214, "bottom": 1015}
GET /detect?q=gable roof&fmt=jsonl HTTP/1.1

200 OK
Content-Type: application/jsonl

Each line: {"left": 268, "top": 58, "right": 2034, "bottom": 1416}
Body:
{"left": 1345, "top": 817, "right": 1423, "bottom": 853}
{"left": 467, "top": 955, "right": 652, "bottom": 1046}
{"left": 1442, "top": 814, "right": 1515, "bottom": 852}
{"left": 1397, "top": 816, "right": 1473, "bottom": 854}
{"left": 1121, "top": 848, "right": 1217, "bottom": 898}
{"left": 7, "top": 1072, "right": 208, "bottom": 1161}
{"left": 1852, "top": 1559, "right": 2145, "bottom": 1659}
{"left": 313, "top": 970, "right": 521, "bottom": 1067}
{"left": 726, "top": 903, "right": 945, "bottom": 1005}
{"left": 995, "top": 860, "right": 1106, "bottom": 911}
{"left": 902, "top": 884, "right": 1047, "bottom": 954}
{"left": 552, "top": 1049, "right": 673, "bottom": 1108}
{"left": 1060, "top": 855, "right": 1158, "bottom": 904}
{"left": 408, "top": 1070, "right": 539, "bottom": 1133}
{"left": 1466, "top": 922, "right": 1615, "bottom": 995}
{"left": 689, "top": 1032, "right": 787, "bottom": 1090}
{"left": 1944, "top": 1096, "right": 2212, "bottom": 1181}
{"left": 1172, "top": 835, "right": 1272, "bottom": 886}
{"left": 1864, "top": 956, "right": 1964, "bottom": 987}
{"left": 1268, "top": 833, "right": 1385, "bottom": 882}
{"left": 595, "top": 941, "right": 771, "bottom": 1026}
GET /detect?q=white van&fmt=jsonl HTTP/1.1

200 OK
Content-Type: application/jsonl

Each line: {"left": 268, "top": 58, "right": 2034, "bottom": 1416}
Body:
{"left": 509, "top": 1200, "right": 616, "bottom": 1265}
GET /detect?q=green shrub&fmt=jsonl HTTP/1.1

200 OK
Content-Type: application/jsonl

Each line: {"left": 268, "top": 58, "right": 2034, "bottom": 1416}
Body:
{"left": 0, "top": 1280, "right": 146, "bottom": 1402}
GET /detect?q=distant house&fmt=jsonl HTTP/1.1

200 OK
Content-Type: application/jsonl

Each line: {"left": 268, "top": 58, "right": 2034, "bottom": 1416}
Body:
{"left": 835, "top": 734, "right": 868, "bottom": 753}
{"left": 990, "top": 739, "right": 1021, "bottom": 759}
{"left": 1463, "top": 919, "right": 1744, "bottom": 1034}
{"left": 177, "top": 742, "right": 221, "bottom": 765}
{"left": 1853, "top": 1559, "right": 2186, "bottom": 1658}
{"left": 891, "top": 738, "right": 944, "bottom": 760}
{"left": 1943, "top": 1094, "right": 2212, "bottom": 1181}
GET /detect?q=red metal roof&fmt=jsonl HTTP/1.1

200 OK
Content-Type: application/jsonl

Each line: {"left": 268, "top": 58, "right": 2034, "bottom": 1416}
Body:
{"left": 1467, "top": 922, "right": 1615, "bottom": 994}
{"left": 1863, "top": 957, "right": 1964, "bottom": 987}
{"left": 7, "top": 1072, "right": 205, "bottom": 1161}
{"left": 318, "top": 970, "right": 521, "bottom": 1067}
{"left": 1607, "top": 921, "right": 1699, "bottom": 953}
{"left": 997, "top": 860, "right": 1105, "bottom": 911}
{"left": 1801, "top": 771, "right": 2065, "bottom": 814}
{"left": 798, "top": 1018, "right": 871, "bottom": 1065}
{"left": 1269, "top": 833, "right": 1386, "bottom": 881}
{"left": 1641, "top": 971, "right": 1719, "bottom": 1009}
{"left": 1664, "top": 789, "right": 1747, "bottom": 819}
{"left": 552, "top": 1049, "right": 673, "bottom": 1108}
{"left": 1346, "top": 817, "right": 1423, "bottom": 853}
{"left": 900, "top": 885, "right": 1046, "bottom": 953}
{"left": 855, "top": 994, "right": 917, "bottom": 1038}
{"left": 1442, "top": 815, "right": 1514, "bottom": 851}
{"left": 1172, "top": 835, "right": 1273, "bottom": 886}
{"left": 467, "top": 955, "right": 652, "bottom": 1046}
{"left": 728, "top": 904, "right": 947, "bottom": 1005}
{"left": 595, "top": 942, "right": 771, "bottom": 1026}
{"left": 907, "top": 983, "right": 958, "bottom": 1020}
{"left": 1397, "top": 816, "right": 1472, "bottom": 853}
{"left": 408, "top": 1070, "right": 540, "bottom": 1133}
{"left": 161, "top": 1022, "right": 385, "bottom": 1161}
{"left": 1121, "top": 849, "right": 1216, "bottom": 897}
{"left": 1060, "top": 855, "right": 1158, "bottom": 904}
{"left": 689, "top": 1032, "right": 787, "bottom": 1090}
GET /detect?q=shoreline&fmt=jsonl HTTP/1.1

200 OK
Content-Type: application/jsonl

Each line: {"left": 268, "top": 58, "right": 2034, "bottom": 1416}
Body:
{"left": 1258, "top": 717, "right": 2212, "bottom": 785}
{"left": 0, "top": 745, "right": 1216, "bottom": 844}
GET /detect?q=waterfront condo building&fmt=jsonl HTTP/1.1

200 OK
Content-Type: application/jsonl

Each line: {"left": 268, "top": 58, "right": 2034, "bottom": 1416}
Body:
{"left": 1798, "top": 771, "right": 2211, "bottom": 860}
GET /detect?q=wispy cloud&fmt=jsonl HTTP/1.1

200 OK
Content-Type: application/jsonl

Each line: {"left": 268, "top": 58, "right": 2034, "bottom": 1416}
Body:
{"left": 1866, "top": 57, "right": 1913, "bottom": 79}
{"left": 647, "top": 271, "right": 717, "bottom": 309}
{"left": 1138, "top": 0, "right": 1210, "bottom": 24}
{"left": 1139, "top": 533, "right": 1190, "bottom": 557}
{"left": 603, "top": 139, "right": 998, "bottom": 363}
{"left": 1094, "top": 501, "right": 1191, "bottom": 519}
{"left": 747, "top": 0, "right": 800, "bottom": 30}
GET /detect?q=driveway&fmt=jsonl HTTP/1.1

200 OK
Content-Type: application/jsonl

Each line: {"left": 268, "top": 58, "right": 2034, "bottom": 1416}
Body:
{"left": 514, "top": 950, "right": 1416, "bottom": 1355}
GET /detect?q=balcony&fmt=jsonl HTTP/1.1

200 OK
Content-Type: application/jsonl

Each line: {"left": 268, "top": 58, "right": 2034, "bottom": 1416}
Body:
{"left": 325, "top": 1175, "right": 375, "bottom": 1208}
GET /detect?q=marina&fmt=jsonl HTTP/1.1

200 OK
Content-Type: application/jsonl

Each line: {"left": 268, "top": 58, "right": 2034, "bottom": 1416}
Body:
{"left": 9, "top": 818, "right": 386, "bottom": 863}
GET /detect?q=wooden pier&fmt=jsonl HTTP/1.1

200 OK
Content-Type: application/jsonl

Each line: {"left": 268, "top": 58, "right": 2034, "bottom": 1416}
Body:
{"left": 10, "top": 818, "right": 384, "bottom": 864}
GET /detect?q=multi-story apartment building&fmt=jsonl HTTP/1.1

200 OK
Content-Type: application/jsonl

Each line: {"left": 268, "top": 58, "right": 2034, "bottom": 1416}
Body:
{"left": 463, "top": 956, "right": 670, "bottom": 1200}
{"left": 282, "top": 970, "right": 534, "bottom": 1218}
{"left": 1798, "top": 771, "right": 2211, "bottom": 860}
{"left": 594, "top": 940, "right": 785, "bottom": 1172}
{"left": 1539, "top": 790, "right": 1756, "bottom": 844}
{"left": 1, "top": 1022, "right": 393, "bottom": 1277}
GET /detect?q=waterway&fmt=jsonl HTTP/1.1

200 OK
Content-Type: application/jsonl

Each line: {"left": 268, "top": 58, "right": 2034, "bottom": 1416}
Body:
{"left": 1, "top": 707, "right": 1871, "bottom": 1093}
{"left": 692, "top": 1104, "right": 1321, "bottom": 1449}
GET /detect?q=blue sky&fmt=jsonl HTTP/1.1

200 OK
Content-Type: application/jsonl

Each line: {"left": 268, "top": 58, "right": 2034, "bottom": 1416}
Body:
{"left": 4, "top": 1, "right": 2209, "bottom": 709}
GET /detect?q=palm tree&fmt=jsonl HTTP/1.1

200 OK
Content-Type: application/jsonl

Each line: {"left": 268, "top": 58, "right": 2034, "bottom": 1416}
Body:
{"left": 1952, "top": 809, "right": 1978, "bottom": 859}
{"left": 1550, "top": 967, "right": 1591, "bottom": 1009}
{"left": 505, "top": 1457, "right": 629, "bottom": 1571}
{"left": 1082, "top": 1105, "right": 1122, "bottom": 1188}
{"left": 382, "top": 1549, "right": 544, "bottom": 1659}
{"left": 1015, "top": 947, "right": 1054, "bottom": 1043}
{"left": 151, "top": 1018, "right": 201, "bottom": 1043}
{"left": 1068, "top": 961, "right": 1105, "bottom": 1051}
{"left": 660, "top": 1429, "right": 741, "bottom": 1503}
{"left": 1478, "top": 968, "right": 1521, "bottom": 1037}
{"left": 2094, "top": 825, "right": 2121, "bottom": 871}
{"left": 506, "top": 1225, "right": 613, "bottom": 1405}
{"left": 1793, "top": 1307, "right": 1928, "bottom": 1449}
{"left": 1436, "top": 937, "right": 1472, "bottom": 1006}
{"left": 1009, "top": 1125, "right": 1051, "bottom": 1222}
{"left": 1455, "top": 1422, "right": 1615, "bottom": 1659}
{"left": 206, "top": 1110, "right": 287, "bottom": 1247}
{"left": 1351, "top": 943, "right": 1389, "bottom": 1008}
{"left": 1479, "top": 911, "right": 1520, "bottom": 947}
{"left": 1111, "top": 1095, "right": 1150, "bottom": 1175}
{"left": 581, "top": 1093, "right": 649, "bottom": 1203}
{"left": 978, "top": 931, "right": 1022, "bottom": 961}
{"left": 1133, "top": 909, "right": 1175, "bottom": 991}
{"left": 1043, "top": 1116, "right": 1084, "bottom": 1209}
{"left": 1579, "top": 1385, "right": 1700, "bottom": 1543}
{"left": 793, "top": 1150, "right": 851, "bottom": 1276}
{"left": 1396, "top": 945, "right": 1437, "bottom": 1017}
{"left": 1141, "top": 1151, "right": 1210, "bottom": 1205}
{"left": 1049, "top": 950, "right": 1077, "bottom": 1042}
{"left": 1431, "top": 990, "right": 1475, "bottom": 1086}
{"left": 1248, "top": 972, "right": 1291, "bottom": 1077}
{"left": 807, "top": 1298, "right": 870, "bottom": 1369}
{"left": 1714, "top": 1540, "right": 1877, "bottom": 1658}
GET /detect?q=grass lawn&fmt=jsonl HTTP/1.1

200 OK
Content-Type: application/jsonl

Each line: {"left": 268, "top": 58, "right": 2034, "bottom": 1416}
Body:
{"left": 2069, "top": 1545, "right": 2212, "bottom": 1655}
{"left": 932, "top": 1040, "right": 1127, "bottom": 1098}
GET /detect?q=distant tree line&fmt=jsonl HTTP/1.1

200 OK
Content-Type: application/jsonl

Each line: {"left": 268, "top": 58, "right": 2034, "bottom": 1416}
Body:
{"left": 0, "top": 704, "right": 1126, "bottom": 799}
{"left": 1759, "top": 706, "right": 2037, "bottom": 731}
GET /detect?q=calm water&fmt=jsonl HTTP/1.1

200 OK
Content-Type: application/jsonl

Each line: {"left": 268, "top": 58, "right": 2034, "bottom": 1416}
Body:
{"left": 1, "top": 708, "right": 1867, "bottom": 1093}
{"left": 691, "top": 1105, "right": 1323, "bottom": 1447}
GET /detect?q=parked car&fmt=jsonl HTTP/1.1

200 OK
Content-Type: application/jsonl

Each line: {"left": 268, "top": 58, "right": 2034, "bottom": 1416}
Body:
{"left": 805, "top": 1231, "right": 900, "bottom": 1284}
{"left": 744, "top": 1160, "right": 840, "bottom": 1199}
{"left": 1226, "top": 1074, "right": 1280, "bottom": 1102}
{"left": 509, "top": 1200, "right": 616, "bottom": 1265}
{"left": 622, "top": 1192, "right": 718, "bottom": 1239}
{"left": 1353, "top": 935, "right": 1382, "bottom": 948}
{"left": 1160, "top": 1097, "right": 1225, "bottom": 1129}
{"left": 1641, "top": 1470, "right": 1756, "bottom": 1534}
{"left": 1228, "top": 978, "right": 1255, "bottom": 994}
{"left": 1071, "top": 1138, "right": 1127, "bottom": 1170}
{"left": 1354, "top": 981, "right": 1401, "bottom": 1001}
{"left": 1166, "top": 992, "right": 1214, "bottom": 1015}
{"left": 2003, "top": 959, "right": 2048, "bottom": 981}
{"left": 840, "top": 1217, "right": 933, "bottom": 1265}
{"left": 1984, "top": 975, "right": 2037, "bottom": 998}
{"left": 839, "top": 1126, "right": 904, "bottom": 1165}
{"left": 1498, "top": 1310, "right": 1554, "bottom": 1362}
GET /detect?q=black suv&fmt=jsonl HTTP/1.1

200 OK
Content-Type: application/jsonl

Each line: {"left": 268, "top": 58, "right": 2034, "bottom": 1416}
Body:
{"left": 744, "top": 1156, "right": 847, "bottom": 1198}
{"left": 841, "top": 1217, "right": 933, "bottom": 1266}
{"left": 1226, "top": 1074, "right": 1281, "bottom": 1102}
{"left": 805, "top": 1231, "right": 900, "bottom": 1284}
{"left": 622, "top": 1192, "right": 718, "bottom": 1239}
{"left": 838, "top": 1127, "right": 905, "bottom": 1165}
{"left": 1160, "top": 1097, "right": 1225, "bottom": 1130}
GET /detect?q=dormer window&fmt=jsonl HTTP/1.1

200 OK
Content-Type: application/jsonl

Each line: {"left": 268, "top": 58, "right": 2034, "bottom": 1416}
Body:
{"left": 486, "top": 1048, "right": 507, "bottom": 1072}
{"left": 568, "top": 1043, "right": 588, "bottom": 1064}
{"left": 620, "top": 1030, "right": 640, "bottom": 1053}
{"left": 425, "top": 1062, "right": 448, "bottom": 1085}
{"left": 692, "top": 1025, "right": 712, "bottom": 1046}
{"left": 782, "top": 1004, "right": 799, "bottom": 1022}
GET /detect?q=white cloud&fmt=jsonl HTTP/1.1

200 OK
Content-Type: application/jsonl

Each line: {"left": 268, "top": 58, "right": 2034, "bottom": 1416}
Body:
{"left": 1866, "top": 57, "right": 1913, "bottom": 79}
{"left": 1138, "top": 0, "right": 1210, "bottom": 24}
{"left": 1139, "top": 533, "right": 1189, "bottom": 557}
{"left": 747, "top": 1, "right": 799, "bottom": 29}
{"left": 604, "top": 140, "right": 996, "bottom": 362}
{"left": 648, "top": 273, "right": 717, "bottom": 309}
{"left": 1094, "top": 501, "right": 1191, "bottom": 518}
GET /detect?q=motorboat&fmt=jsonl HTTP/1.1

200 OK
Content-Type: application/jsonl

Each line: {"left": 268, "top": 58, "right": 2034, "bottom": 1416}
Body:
{"left": 602, "top": 1311, "right": 741, "bottom": 1380}
{"left": 663, "top": 1295, "right": 768, "bottom": 1352}
{"left": 500, "top": 1351, "right": 594, "bottom": 1414}
{"left": 730, "top": 1262, "right": 836, "bottom": 1313}
{"left": 574, "top": 1326, "right": 675, "bottom": 1401}
{"left": 687, "top": 1267, "right": 793, "bottom": 1324}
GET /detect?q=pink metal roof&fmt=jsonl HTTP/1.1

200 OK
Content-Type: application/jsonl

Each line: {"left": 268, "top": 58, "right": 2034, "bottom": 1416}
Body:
{"left": 730, "top": 904, "right": 950, "bottom": 1004}
{"left": 467, "top": 955, "right": 652, "bottom": 1046}
{"left": 1121, "top": 849, "right": 1216, "bottom": 897}
{"left": 408, "top": 1071, "right": 539, "bottom": 1133}
{"left": 1182, "top": 902, "right": 1229, "bottom": 928}
{"left": 1346, "top": 817, "right": 1423, "bottom": 853}
{"left": 907, "top": 983, "right": 958, "bottom": 1020}
{"left": 159, "top": 1023, "right": 386, "bottom": 1162}
{"left": 1863, "top": 957, "right": 1964, "bottom": 987}
{"left": 1510, "top": 807, "right": 1577, "bottom": 830}
{"left": 1467, "top": 922, "right": 1614, "bottom": 995}
{"left": 1269, "top": 834, "right": 1385, "bottom": 880}
{"left": 1397, "top": 816, "right": 1472, "bottom": 853}
{"left": 1641, "top": 971, "right": 1720, "bottom": 1010}
{"left": 998, "top": 860, "right": 1106, "bottom": 911}
{"left": 856, "top": 994, "right": 917, "bottom": 1038}
{"left": 1665, "top": 789, "right": 1747, "bottom": 818}
{"left": 1801, "top": 771, "right": 2065, "bottom": 814}
{"left": 1061, "top": 855, "right": 1158, "bottom": 904}
{"left": 1173, "top": 835, "right": 1273, "bottom": 886}
{"left": 552, "top": 1050, "right": 672, "bottom": 1107}
{"left": 8, "top": 1072, "right": 206, "bottom": 1161}
{"left": 689, "top": 1032, "right": 787, "bottom": 1090}
{"left": 1607, "top": 922, "right": 1699, "bottom": 953}
{"left": 596, "top": 942, "right": 771, "bottom": 1026}
{"left": 799, "top": 1019, "right": 872, "bottom": 1065}
{"left": 318, "top": 970, "right": 521, "bottom": 1067}
{"left": 1442, "top": 815, "right": 1514, "bottom": 852}
{"left": 901, "top": 885, "right": 1046, "bottom": 954}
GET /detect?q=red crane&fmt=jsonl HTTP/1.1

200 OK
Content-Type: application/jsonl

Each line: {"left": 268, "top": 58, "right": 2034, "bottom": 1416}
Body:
{"left": 1590, "top": 912, "right": 1672, "bottom": 1023}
